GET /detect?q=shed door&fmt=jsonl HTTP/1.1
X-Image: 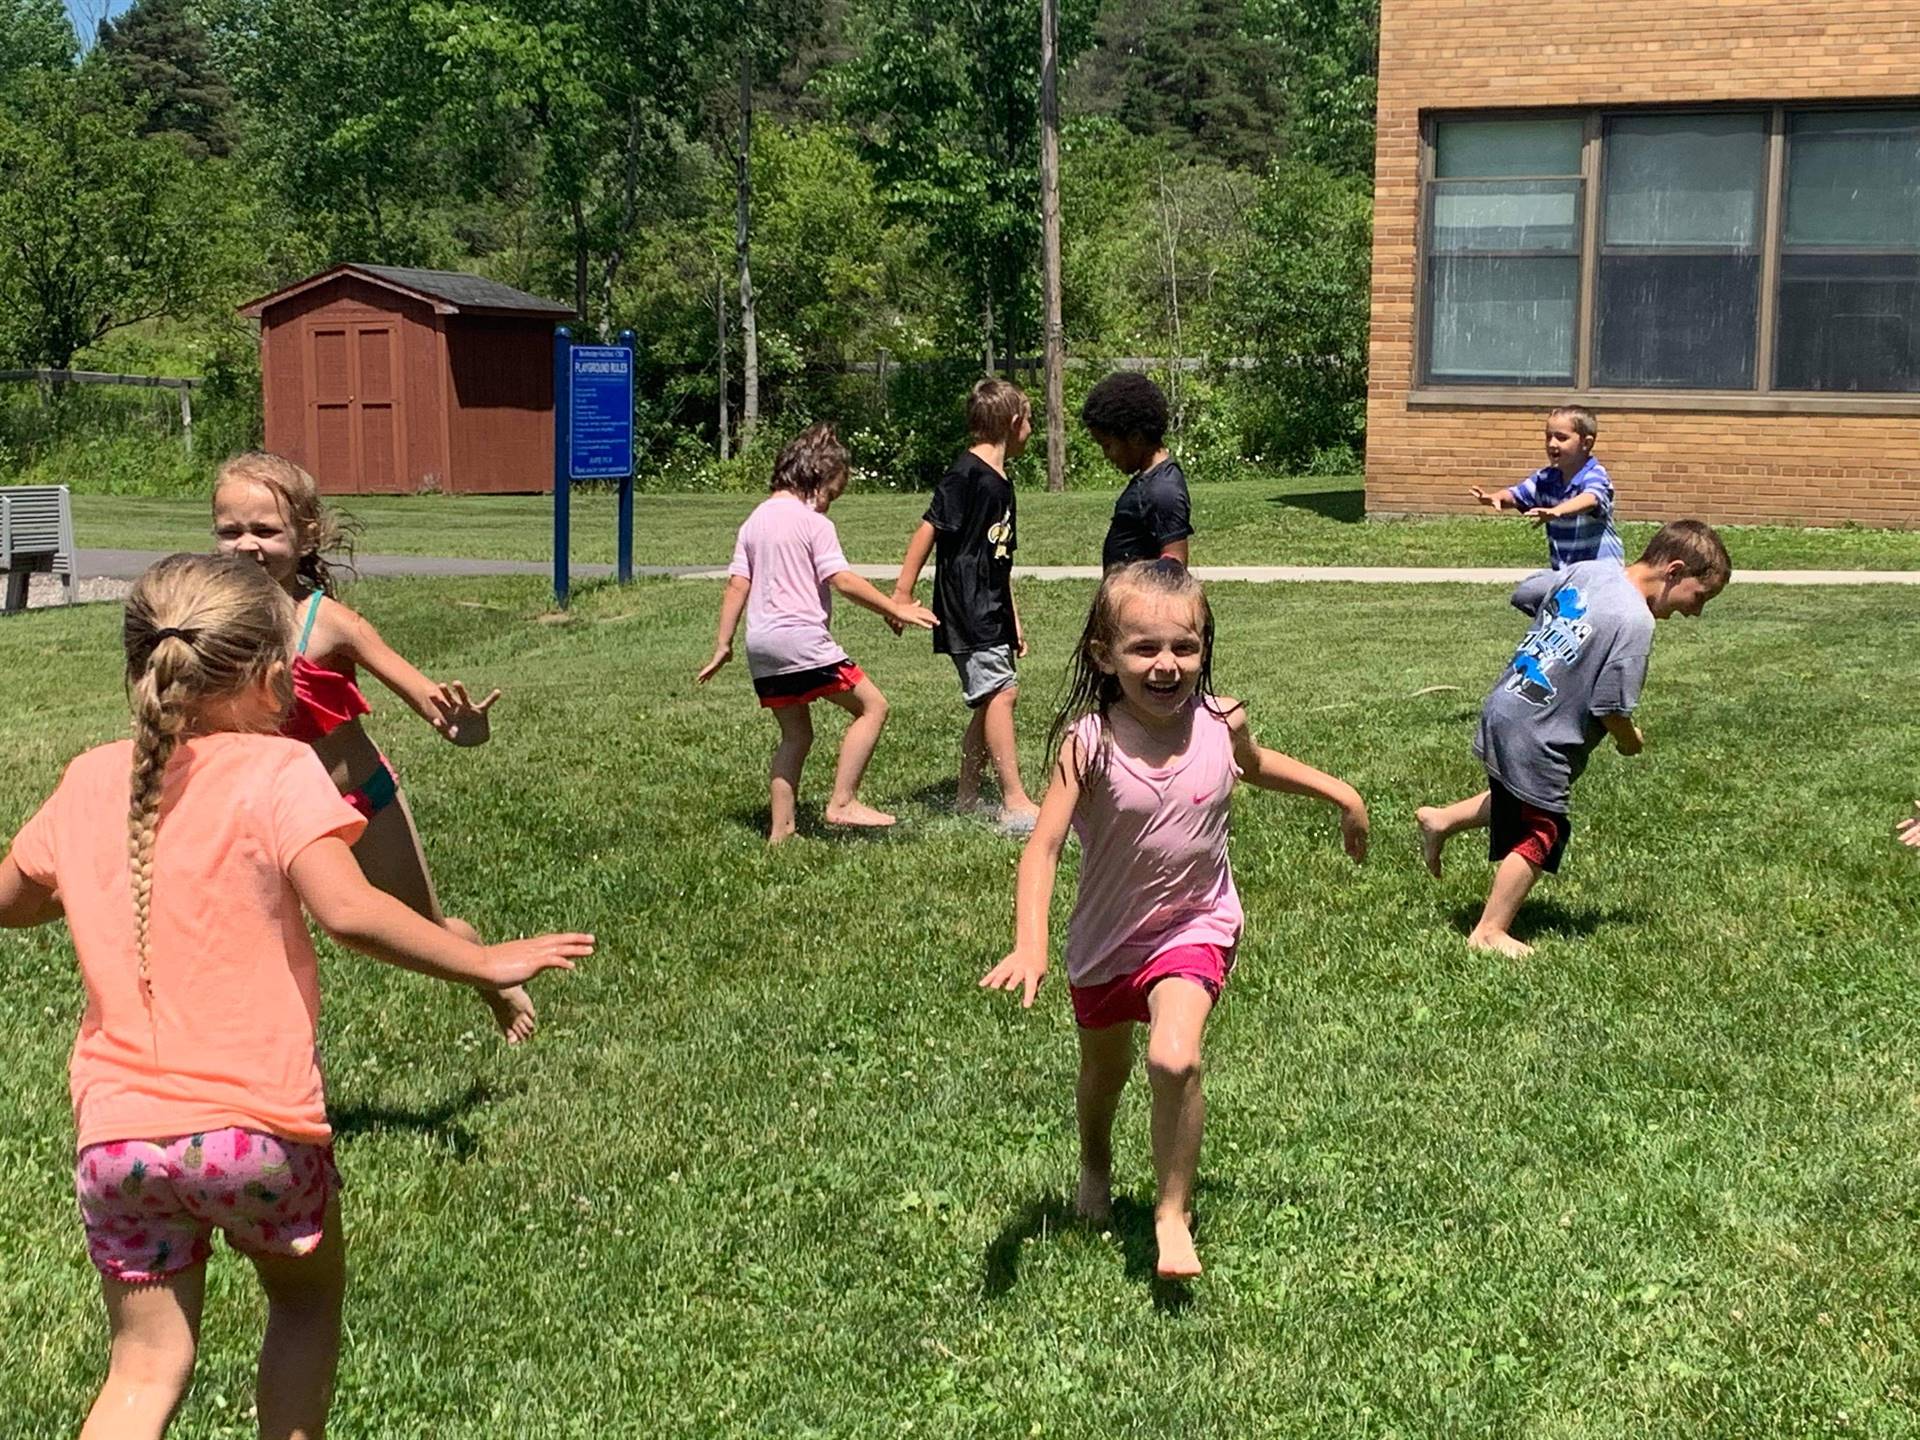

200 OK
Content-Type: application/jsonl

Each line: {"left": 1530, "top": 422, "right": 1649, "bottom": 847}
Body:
{"left": 304, "top": 322, "right": 405, "bottom": 493}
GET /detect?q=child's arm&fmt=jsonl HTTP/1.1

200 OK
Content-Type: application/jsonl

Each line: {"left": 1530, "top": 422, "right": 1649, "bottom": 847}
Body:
{"left": 1224, "top": 706, "right": 1368, "bottom": 862}
{"left": 980, "top": 740, "right": 1084, "bottom": 1007}
{"left": 891, "top": 521, "right": 937, "bottom": 601}
{"left": 0, "top": 854, "right": 61, "bottom": 928}
{"left": 698, "top": 575, "right": 752, "bottom": 682}
{"left": 888, "top": 520, "right": 939, "bottom": 638}
{"left": 1159, "top": 538, "right": 1190, "bottom": 564}
{"left": 329, "top": 601, "right": 501, "bottom": 747}
{"left": 1469, "top": 486, "right": 1520, "bottom": 511}
{"left": 1011, "top": 581, "right": 1028, "bottom": 657}
{"left": 289, "top": 835, "right": 591, "bottom": 985}
{"left": 1599, "top": 712, "right": 1644, "bottom": 755}
{"left": 829, "top": 569, "right": 937, "bottom": 631}
{"left": 1526, "top": 490, "right": 1603, "bottom": 526}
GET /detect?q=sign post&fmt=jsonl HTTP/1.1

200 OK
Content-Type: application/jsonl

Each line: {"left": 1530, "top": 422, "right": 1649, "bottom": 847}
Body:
{"left": 552, "top": 327, "right": 637, "bottom": 608}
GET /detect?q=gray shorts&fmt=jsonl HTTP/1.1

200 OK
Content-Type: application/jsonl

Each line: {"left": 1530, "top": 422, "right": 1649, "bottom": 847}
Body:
{"left": 950, "top": 644, "right": 1017, "bottom": 707}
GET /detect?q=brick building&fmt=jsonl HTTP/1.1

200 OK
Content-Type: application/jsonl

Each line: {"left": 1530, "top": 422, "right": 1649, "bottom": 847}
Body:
{"left": 1366, "top": 1, "right": 1920, "bottom": 527}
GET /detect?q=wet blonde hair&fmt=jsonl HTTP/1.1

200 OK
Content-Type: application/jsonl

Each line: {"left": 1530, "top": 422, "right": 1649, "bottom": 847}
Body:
{"left": 124, "top": 554, "right": 296, "bottom": 999}
{"left": 213, "top": 451, "right": 357, "bottom": 597}
{"left": 1048, "top": 557, "right": 1229, "bottom": 779}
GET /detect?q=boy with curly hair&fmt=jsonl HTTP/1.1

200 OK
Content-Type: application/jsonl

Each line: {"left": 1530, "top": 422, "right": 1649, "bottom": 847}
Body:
{"left": 1080, "top": 372, "right": 1192, "bottom": 569}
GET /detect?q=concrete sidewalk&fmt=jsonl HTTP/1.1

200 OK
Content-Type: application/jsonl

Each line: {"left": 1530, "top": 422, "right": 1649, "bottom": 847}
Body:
{"left": 73, "top": 549, "right": 1920, "bottom": 587}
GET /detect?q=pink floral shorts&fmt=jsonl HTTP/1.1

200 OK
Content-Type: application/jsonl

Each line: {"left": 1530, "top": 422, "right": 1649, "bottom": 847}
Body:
{"left": 75, "top": 1129, "right": 339, "bottom": 1284}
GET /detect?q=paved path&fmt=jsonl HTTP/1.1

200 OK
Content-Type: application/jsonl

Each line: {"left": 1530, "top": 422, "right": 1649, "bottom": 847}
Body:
{"left": 72, "top": 548, "right": 1920, "bottom": 587}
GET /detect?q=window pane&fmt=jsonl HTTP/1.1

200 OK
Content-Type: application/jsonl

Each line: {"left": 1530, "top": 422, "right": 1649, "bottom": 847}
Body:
{"left": 1593, "top": 115, "right": 1764, "bottom": 388}
{"left": 1604, "top": 114, "right": 1765, "bottom": 246}
{"left": 1426, "top": 255, "right": 1578, "bottom": 382}
{"left": 1431, "top": 180, "right": 1581, "bottom": 252}
{"left": 1785, "top": 110, "right": 1920, "bottom": 247}
{"left": 1435, "top": 119, "right": 1584, "bottom": 178}
{"left": 1776, "top": 253, "right": 1920, "bottom": 391}
{"left": 1595, "top": 255, "right": 1759, "bottom": 387}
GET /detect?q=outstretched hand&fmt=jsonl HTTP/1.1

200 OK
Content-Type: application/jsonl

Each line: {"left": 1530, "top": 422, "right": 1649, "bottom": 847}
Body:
{"left": 431, "top": 681, "right": 501, "bottom": 745}
{"left": 892, "top": 598, "right": 938, "bottom": 631}
{"left": 1468, "top": 486, "right": 1506, "bottom": 511}
{"left": 697, "top": 643, "right": 733, "bottom": 683}
{"left": 980, "top": 948, "right": 1047, "bottom": 1009}
{"left": 1897, "top": 802, "right": 1920, "bottom": 848}
{"left": 486, "top": 933, "right": 594, "bottom": 987}
{"left": 1524, "top": 506, "right": 1559, "bottom": 528}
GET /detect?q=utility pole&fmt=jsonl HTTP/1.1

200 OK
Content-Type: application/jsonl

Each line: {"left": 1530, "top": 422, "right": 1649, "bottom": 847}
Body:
{"left": 1039, "top": 0, "right": 1066, "bottom": 491}
{"left": 717, "top": 272, "right": 730, "bottom": 460}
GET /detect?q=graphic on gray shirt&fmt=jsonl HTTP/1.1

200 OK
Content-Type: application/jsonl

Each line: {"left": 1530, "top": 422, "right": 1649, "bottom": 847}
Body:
{"left": 1474, "top": 560, "right": 1654, "bottom": 813}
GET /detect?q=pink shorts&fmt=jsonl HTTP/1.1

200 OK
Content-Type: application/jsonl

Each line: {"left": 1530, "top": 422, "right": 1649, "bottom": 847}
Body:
{"left": 75, "top": 1129, "right": 339, "bottom": 1284}
{"left": 1070, "top": 943, "right": 1234, "bottom": 1030}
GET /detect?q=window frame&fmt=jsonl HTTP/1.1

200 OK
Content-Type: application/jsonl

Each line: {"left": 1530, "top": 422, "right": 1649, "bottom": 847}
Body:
{"left": 1409, "top": 99, "right": 1920, "bottom": 415}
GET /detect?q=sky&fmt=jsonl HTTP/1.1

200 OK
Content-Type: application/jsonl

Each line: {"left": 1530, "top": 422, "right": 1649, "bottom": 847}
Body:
{"left": 64, "top": 0, "right": 132, "bottom": 46}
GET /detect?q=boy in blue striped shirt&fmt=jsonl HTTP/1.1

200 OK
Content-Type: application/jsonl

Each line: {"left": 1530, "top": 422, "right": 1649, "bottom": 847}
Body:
{"left": 1471, "top": 407, "right": 1623, "bottom": 569}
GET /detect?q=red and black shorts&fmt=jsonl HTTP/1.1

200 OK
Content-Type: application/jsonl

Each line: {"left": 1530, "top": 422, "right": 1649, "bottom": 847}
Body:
{"left": 1488, "top": 777, "right": 1570, "bottom": 874}
{"left": 753, "top": 660, "right": 865, "bottom": 709}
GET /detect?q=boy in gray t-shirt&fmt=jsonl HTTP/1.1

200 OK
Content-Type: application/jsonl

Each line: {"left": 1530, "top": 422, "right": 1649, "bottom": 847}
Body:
{"left": 1417, "top": 521, "right": 1731, "bottom": 958}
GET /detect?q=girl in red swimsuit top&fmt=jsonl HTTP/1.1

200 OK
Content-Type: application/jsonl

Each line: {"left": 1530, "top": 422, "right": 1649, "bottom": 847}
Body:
{"left": 212, "top": 452, "right": 534, "bottom": 1043}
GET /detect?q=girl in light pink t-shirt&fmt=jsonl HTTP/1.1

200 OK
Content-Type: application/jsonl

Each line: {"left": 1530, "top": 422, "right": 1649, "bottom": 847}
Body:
{"left": 981, "top": 559, "right": 1369, "bottom": 1281}
{"left": 0, "top": 554, "right": 590, "bottom": 1440}
{"left": 698, "top": 424, "right": 936, "bottom": 844}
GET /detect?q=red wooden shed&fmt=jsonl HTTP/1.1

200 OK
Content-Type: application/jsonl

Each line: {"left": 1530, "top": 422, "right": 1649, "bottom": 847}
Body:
{"left": 239, "top": 264, "right": 575, "bottom": 495}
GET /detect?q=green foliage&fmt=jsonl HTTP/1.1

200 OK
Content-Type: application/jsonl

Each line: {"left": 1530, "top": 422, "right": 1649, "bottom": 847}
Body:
{"left": 1229, "top": 158, "right": 1373, "bottom": 467}
{"left": 1067, "top": 0, "right": 1290, "bottom": 170}
{"left": 96, "top": 0, "right": 237, "bottom": 158}
{"left": 1243, "top": 0, "right": 1380, "bottom": 176}
{"left": 0, "top": 0, "right": 74, "bottom": 93}
{"left": 0, "top": 67, "right": 234, "bottom": 369}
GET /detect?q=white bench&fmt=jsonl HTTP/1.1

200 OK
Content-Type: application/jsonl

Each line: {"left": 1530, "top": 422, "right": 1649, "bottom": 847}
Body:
{"left": 1, "top": 484, "right": 77, "bottom": 612}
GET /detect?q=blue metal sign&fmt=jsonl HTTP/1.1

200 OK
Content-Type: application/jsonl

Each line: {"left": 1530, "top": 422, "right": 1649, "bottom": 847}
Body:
{"left": 567, "top": 345, "right": 634, "bottom": 480}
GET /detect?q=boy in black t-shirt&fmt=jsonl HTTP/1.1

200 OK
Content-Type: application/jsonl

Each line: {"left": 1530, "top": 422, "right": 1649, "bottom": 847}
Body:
{"left": 1080, "top": 371, "right": 1193, "bottom": 569}
{"left": 892, "top": 379, "right": 1039, "bottom": 830}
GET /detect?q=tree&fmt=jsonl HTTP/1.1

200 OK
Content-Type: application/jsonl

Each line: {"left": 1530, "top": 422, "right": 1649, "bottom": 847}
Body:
{"left": 1229, "top": 158, "right": 1371, "bottom": 465}
{"left": 0, "top": 69, "right": 224, "bottom": 368}
{"left": 0, "top": 0, "right": 74, "bottom": 97}
{"left": 1243, "top": 0, "right": 1379, "bottom": 177}
{"left": 96, "top": 0, "right": 236, "bottom": 158}
{"left": 838, "top": 0, "right": 1096, "bottom": 371}
{"left": 1067, "top": 0, "right": 1289, "bottom": 171}
{"left": 204, "top": 0, "right": 457, "bottom": 265}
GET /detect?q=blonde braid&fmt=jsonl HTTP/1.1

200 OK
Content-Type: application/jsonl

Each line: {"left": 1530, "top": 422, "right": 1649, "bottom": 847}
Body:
{"left": 123, "top": 555, "right": 297, "bottom": 1003}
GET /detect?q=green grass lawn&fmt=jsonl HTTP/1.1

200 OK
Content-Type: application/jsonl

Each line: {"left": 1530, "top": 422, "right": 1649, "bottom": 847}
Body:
{"left": 72, "top": 474, "right": 1920, "bottom": 572}
{"left": 3, "top": 574, "right": 1919, "bottom": 1436}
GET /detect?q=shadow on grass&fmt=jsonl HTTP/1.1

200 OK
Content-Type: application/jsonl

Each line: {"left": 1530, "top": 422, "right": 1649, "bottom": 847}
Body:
{"left": 1266, "top": 488, "right": 1365, "bottom": 525}
{"left": 331, "top": 1079, "right": 497, "bottom": 1163}
{"left": 983, "top": 1191, "right": 1195, "bottom": 1315}
{"left": 1446, "top": 897, "right": 1642, "bottom": 944}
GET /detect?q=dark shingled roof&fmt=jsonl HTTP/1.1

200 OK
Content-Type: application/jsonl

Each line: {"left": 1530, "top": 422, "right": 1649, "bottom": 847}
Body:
{"left": 353, "top": 265, "right": 574, "bottom": 316}
{"left": 237, "top": 264, "right": 574, "bottom": 319}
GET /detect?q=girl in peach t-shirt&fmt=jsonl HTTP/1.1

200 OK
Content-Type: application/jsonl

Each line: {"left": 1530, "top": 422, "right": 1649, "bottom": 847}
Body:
{"left": 0, "top": 554, "right": 591, "bottom": 1440}
{"left": 981, "top": 559, "right": 1369, "bottom": 1281}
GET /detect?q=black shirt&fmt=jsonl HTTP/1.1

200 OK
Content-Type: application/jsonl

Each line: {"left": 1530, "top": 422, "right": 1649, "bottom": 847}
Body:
{"left": 925, "top": 451, "right": 1017, "bottom": 655}
{"left": 1101, "top": 457, "right": 1193, "bottom": 569}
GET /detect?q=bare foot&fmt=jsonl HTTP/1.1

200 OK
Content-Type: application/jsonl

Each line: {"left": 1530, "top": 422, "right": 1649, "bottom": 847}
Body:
{"left": 824, "top": 801, "right": 897, "bottom": 828}
{"left": 768, "top": 822, "right": 797, "bottom": 846}
{"left": 481, "top": 985, "right": 536, "bottom": 1045}
{"left": 1154, "top": 1211, "right": 1203, "bottom": 1279}
{"left": 1075, "top": 1165, "right": 1113, "bottom": 1225}
{"left": 1469, "top": 927, "right": 1534, "bottom": 958}
{"left": 1415, "top": 807, "right": 1446, "bottom": 879}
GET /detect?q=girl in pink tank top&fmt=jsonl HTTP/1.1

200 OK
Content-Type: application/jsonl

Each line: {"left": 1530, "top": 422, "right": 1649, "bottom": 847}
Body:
{"left": 982, "top": 559, "right": 1369, "bottom": 1280}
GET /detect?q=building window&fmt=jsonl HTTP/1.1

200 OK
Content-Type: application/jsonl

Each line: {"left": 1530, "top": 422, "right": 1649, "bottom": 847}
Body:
{"left": 1777, "top": 110, "right": 1920, "bottom": 392}
{"left": 1594, "top": 114, "right": 1766, "bottom": 389}
{"left": 1425, "top": 119, "right": 1583, "bottom": 384}
{"left": 1421, "top": 106, "right": 1920, "bottom": 397}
